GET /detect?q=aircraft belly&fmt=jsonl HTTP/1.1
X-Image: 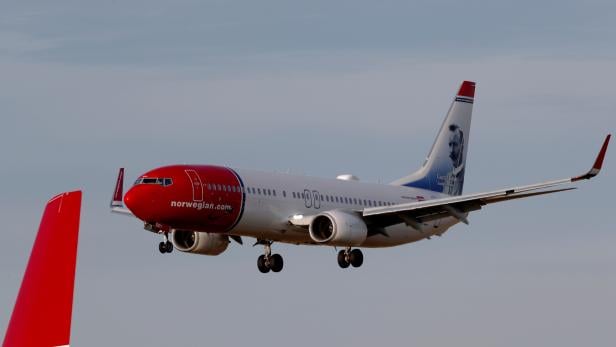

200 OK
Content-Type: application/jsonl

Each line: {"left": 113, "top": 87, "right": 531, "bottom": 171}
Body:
{"left": 230, "top": 196, "right": 314, "bottom": 244}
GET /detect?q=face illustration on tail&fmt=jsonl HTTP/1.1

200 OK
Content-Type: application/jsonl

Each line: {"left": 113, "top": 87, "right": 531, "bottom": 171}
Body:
{"left": 394, "top": 81, "right": 475, "bottom": 196}
{"left": 442, "top": 124, "right": 465, "bottom": 195}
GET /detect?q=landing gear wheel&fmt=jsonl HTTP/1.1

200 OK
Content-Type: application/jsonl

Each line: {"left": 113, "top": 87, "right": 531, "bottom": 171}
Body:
{"left": 165, "top": 241, "right": 173, "bottom": 253}
{"left": 257, "top": 255, "right": 270, "bottom": 273}
{"left": 158, "top": 241, "right": 167, "bottom": 254}
{"left": 349, "top": 249, "right": 363, "bottom": 267}
{"left": 337, "top": 250, "right": 350, "bottom": 268}
{"left": 270, "top": 254, "right": 284, "bottom": 273}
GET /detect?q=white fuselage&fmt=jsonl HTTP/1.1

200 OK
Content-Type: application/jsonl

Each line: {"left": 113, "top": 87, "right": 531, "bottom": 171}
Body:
{"left": 231, "top": 168, "right": 460, "bottom": 247}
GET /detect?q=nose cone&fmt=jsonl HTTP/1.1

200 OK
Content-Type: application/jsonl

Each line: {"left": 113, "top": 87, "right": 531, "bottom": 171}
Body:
{"left": 124, "top": 186, "right": 157, "bottom": 222}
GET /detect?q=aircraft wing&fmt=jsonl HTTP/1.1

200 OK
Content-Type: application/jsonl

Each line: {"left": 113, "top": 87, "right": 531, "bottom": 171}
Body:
{"left": 362, "top": 135, "right": 610, "bottom": 230}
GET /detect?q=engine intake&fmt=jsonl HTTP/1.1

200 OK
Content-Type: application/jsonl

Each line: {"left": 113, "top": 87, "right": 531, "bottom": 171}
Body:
{"left": 171, "top": 231, "right": 229, "bottom": 256}
{"left": 309, "top": 211, "right": 367, "bottom": 246}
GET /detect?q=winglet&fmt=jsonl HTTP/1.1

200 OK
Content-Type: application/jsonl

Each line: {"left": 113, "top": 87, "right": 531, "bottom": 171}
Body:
{"left": 3, "top": 191, "right": 82, "bottom": 347}
{"left": 111, "top": 168, "right": 125, "bottom": 207}
{"left": 572, "top": 134, "right": 611, "bottom": 181}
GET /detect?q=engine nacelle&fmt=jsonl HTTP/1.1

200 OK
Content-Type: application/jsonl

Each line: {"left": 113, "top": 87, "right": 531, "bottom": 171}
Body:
{"left": 308, "top": 210, "right": 368, "bottom": 246}
{"left": 171, "top": 231, "right": 229, "bottom": 256}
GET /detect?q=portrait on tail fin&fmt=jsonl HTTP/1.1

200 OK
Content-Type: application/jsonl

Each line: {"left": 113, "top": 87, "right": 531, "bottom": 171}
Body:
{"left": 440, "top": 124, "right": 465, "bottom": 195}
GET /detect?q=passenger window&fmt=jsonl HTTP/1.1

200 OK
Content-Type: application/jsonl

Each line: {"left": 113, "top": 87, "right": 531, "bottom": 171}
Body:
{"left": 283, "top": 191, "right": 286, "bottom": 197}
{"left": 273, "top": 190, "right": 277, "bottom": 197}
{"left": 257, "top": 188, "right": 261, "bottom": 195}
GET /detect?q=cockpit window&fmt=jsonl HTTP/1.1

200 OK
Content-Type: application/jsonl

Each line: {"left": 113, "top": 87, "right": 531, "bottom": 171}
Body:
{"left": 134, "top": 177, "right": 173, "bottom": 187}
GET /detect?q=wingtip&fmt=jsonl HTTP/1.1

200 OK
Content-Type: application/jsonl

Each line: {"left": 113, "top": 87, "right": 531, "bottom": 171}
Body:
{"left": 572, "top": 134, "right": 611, "bottom": 181}
{"left": 111, "top": 168, "right": 125, "bottom": 206}
{"left": 593, "top": 134, "right": 611, "bottom": 170}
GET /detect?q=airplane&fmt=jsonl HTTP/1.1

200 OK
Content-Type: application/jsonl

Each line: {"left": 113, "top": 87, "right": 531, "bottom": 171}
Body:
{"left": 3, "top": 191, "right": 81, "bottom": 347}
{"left": 110, "top": 81, "right": 611, "bottom": 273}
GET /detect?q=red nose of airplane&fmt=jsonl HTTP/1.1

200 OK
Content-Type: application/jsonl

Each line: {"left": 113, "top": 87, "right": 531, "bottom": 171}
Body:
{"left": 124, "top": 186, "right": 157, "bottom": 222}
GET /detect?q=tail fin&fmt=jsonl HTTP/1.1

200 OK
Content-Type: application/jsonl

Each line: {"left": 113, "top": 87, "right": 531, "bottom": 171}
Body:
{"left": 391, "top": 81, "right": 475, "bottom": 196}
{"left": 3, "top": 191, "right": 82, "bottom": 347}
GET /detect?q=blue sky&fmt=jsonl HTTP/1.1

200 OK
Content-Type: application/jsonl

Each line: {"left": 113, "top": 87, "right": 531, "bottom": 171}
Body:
{"left": 1, "top": 1, "right": 615, "bottom": 346}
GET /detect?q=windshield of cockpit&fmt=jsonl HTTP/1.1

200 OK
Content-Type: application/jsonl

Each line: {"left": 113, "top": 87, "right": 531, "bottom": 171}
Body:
{"left": 133, "top": 177, "right": 173, "bottom": 187}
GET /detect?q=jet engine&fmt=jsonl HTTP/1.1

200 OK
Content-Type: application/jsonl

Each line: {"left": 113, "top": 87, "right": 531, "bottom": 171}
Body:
{"left": 308, "top": 210, "right": 368, "bottom": 246}
{"left": 171, "top": 231, "right": 229, "bottom": 256}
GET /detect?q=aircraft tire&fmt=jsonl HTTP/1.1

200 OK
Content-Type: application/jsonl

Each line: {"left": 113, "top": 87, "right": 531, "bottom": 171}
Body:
{"left": 349, "top": 249, "right": 363, "bottom": 268}
{"left": 270, "top": 254, "right": 284, "bottom": 272}
{"left": 337, "top": 250, "right": 350, "bottom": 268}
{"left": 158, "top": 242, "right": 167, "bottom": 254}
{"left": 257, "top": 255, "right": 270, "bottom": 273}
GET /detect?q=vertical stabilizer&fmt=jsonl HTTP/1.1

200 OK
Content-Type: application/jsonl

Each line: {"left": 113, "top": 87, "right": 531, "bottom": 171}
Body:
{"left": 3, "top": 191, "right": 82, "bottom": 347}
{"left": 391, "top": 81, "right": 475, "bottom": 195}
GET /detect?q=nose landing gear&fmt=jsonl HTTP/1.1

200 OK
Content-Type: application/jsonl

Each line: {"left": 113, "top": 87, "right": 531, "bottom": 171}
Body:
{"left": 256, "top": 240, "right": 283, "bottom": 273}
{"left": 337, "top": 247, "right": 363, "bottom": 269}
{"left": 158, "top": 231, "right": 173, "bottom": 254}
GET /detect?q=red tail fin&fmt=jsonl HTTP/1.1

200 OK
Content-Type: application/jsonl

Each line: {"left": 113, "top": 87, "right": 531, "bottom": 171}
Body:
{"left": 3, "top": 191, "right": 82, "bottom": 347}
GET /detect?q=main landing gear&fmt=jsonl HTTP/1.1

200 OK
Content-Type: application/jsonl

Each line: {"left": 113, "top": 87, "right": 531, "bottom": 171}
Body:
{"left": 256, "top": 240, "right": 283, "bottom": 273}
{"left": 158, "top": 232, "right": 173, "bottom": 254}
{"left": 337, "top": 247, "right": 363, "bottom": 269}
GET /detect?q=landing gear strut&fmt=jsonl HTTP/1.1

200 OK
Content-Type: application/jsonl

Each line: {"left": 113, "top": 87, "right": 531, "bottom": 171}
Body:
{"left": 337, "top": 247, "right": 363, "bottom": 268}
{"left": 256, "top": 240, "right": 283, "bottom": 273}
{"left": 158, "top": 232, "right": 173, "bottom": 254}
